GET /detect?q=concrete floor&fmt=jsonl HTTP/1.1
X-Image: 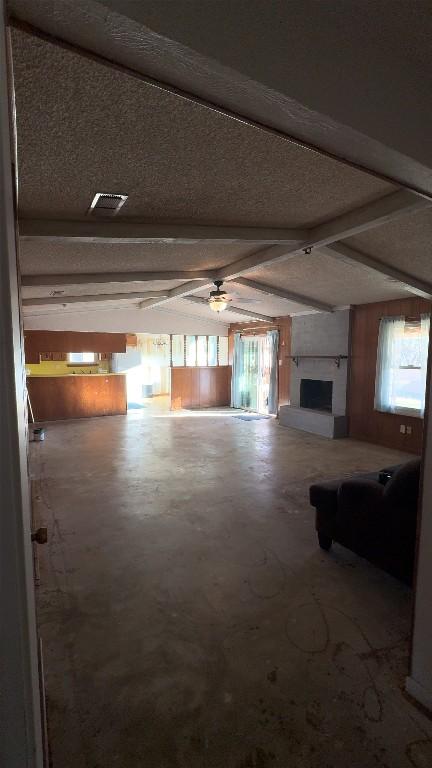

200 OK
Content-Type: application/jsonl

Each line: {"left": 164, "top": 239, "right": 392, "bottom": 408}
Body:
{"left": 30, "top": 408, "right": 432, "bottom": 768}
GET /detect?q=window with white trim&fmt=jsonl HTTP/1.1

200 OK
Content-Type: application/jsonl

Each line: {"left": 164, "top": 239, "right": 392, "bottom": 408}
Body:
{"left": 374, "top": 314, "right": 430, "bottom": 417}
{"left": 169, "top": 335, "right": 229, "bottom": 367}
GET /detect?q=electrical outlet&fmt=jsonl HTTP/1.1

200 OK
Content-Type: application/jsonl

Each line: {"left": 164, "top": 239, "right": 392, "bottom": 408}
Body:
{"left": 400, "top": 424, "right": 406, "bottom": 434}
{"left": 406, "top": 426, "right": 412, "bottom": 435}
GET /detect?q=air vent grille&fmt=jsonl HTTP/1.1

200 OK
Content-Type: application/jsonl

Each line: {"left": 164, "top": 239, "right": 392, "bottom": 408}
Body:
{"left": 88, "top": 192, "right": 128, "bottom": 217}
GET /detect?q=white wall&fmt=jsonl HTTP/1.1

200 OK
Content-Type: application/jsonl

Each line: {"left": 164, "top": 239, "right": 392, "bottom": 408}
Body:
{"left": 23, "top": 305, "right": 228, "bottom": 336}
{"left": 406, "top": 367, "right": 432, "bottom": 711}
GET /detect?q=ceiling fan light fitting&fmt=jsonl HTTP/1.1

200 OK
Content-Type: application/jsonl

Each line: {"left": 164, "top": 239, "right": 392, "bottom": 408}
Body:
{"left": 209, "top": 296, "right": 229, "bottom": 312}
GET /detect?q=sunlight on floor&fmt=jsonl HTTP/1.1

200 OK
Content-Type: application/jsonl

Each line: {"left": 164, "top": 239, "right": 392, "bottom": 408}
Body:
{"left": 127, "top": 396, "right": 268, "bottom": 419}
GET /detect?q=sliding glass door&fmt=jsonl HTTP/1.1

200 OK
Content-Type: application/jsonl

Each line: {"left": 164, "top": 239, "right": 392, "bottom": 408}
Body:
{"left": 239, "top": 336, "right": 260, "bottom": 410}
{"left": 232, "top": 332, "right": 279, "bottom": 414}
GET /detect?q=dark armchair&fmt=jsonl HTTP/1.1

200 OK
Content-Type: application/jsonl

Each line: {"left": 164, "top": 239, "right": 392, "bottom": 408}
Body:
{"left": 309, "top": 459, "right": 421, "bottom": 584}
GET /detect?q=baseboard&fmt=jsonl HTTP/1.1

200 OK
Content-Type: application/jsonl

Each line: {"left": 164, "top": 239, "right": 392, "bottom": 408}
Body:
{"left": 406, "top": 676, "right": 432, "bottom": 712}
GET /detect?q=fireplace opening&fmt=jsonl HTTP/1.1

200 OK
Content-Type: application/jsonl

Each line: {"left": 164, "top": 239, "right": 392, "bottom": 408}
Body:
{"left": 300, "top": 379, "right": 333, "bottom": 412}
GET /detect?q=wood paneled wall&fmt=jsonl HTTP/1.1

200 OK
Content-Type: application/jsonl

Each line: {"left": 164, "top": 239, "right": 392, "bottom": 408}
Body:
{"left": 349, "top": 297, "right": 431, "bottom": 454}
{"left": 228, "top": 317, "right": 292, "bottom": 409}
{"left": 126, "top": 333, "right": 138, "bottom": 347}
{"left": 27, "top": 374, "right": 127, "bottom": 422}
{"left": 277, "top": 318, "right": 292, "bottom": 408}
{"left": 24, "top": 330, "right": 126, "bottom": 362}
{"left": 171, "top": 367, "right": 231, "bottom": 410}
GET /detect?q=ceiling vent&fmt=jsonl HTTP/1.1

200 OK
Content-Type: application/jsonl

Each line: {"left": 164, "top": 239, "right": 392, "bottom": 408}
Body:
{"left": 88, "top": 192, "right": 128, "bottom": 217}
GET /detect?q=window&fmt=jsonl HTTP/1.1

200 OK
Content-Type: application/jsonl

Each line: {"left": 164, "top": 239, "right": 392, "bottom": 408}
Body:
{"left": 68, "top": 352, "right": 98, "bottom": 364}
{"left": 171, "top": 335, "right": 184, "bottom": 366}
{"left": 218, "top": 336, "right": 229, "bottom": 366}
{"left": 185, "top": 335, "right": 197, "bottom": 367}
{"left": 208, "top": 336, "right": 218, "bottom": 366}
{"left": 197, "top": 336, "right": 208, "bottom": 366}
{"left": 375, "top": 314, "right": 430, "bottom": 417}
{"left": 169, "top": 335, "right": 229, "bottom": 367}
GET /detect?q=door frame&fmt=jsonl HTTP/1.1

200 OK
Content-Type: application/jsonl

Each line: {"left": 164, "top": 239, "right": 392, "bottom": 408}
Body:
{"left": 0, "top": 5, "right": 44, "bottom": 765}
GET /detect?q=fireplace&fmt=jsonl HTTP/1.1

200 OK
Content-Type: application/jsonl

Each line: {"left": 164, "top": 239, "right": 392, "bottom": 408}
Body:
{"left": 300, "top": 379, "right": 333, "bottom": 412}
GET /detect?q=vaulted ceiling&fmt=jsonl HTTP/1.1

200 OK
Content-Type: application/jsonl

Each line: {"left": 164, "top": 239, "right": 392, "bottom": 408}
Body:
{"left": 7, "top": 1, "right": 432, "bottom": 327}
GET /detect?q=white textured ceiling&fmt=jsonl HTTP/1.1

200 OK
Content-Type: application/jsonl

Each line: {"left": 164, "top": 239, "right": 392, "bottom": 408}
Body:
{"left": 19, "top": 241, "right": 256, "bottom": 275}
{"left": 22, "top": 281, "right": 307, "bottom": 319}
{"left": 11, "top": 28, "right": 394, "bottom": 228}
{"left": 167, "top": 297, "right": 270, "bottom": 325}
{"left": 21, "top": 297, "right": 249, "bottom": 324}
{"left": 195, "top": 281, "right": 307, "bottom": 316}
{"left": 243, "top": 251, "right": 416, "bottom": 306}
{"left": 22, "top": 297, "right": 142, "bottom": 316}
{"left": 21, "top": 279, "right": 184, "bottom": 300}
{"left": 9, "top": 12, "right": 430, "bottom": 326}
{"left": 346, "top": 207, "right": 432, "bottom": 284}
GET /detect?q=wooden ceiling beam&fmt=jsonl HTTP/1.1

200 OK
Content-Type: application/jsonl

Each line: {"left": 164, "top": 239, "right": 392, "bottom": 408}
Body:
{"left": 231, "top": 277, "right": 333, "bottom": 312}
{"left": 19, "top": 218, "right": 307, "bottom": 245}
{"left": 319, "top": 242, "right": 432, "bottom": 299}
{"left": 216, "top": 190, "right": 431, "bottom": 279}
{"left": 21, "top": 271, "right": 212, "bottom": 287}
{"left": 22, "top": 290, "right": 169, "bottom": 307}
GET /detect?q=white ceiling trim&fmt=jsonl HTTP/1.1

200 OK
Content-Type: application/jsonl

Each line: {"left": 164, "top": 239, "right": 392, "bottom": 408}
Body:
{"left": 319, "top": 242, "right": 432, "bottom": 299}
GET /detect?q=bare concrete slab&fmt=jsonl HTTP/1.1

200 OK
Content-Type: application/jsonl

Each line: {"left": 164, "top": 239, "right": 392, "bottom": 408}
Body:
{"left": 30, "top": 409, "right": 432, "bottom": 768}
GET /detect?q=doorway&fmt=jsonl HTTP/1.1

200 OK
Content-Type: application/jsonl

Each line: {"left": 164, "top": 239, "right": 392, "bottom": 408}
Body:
{"left": 231, "top": 331, "right": 279, "bottom": 414}
{"left": 112, "top": 334, "right": 171, "bottom": 411}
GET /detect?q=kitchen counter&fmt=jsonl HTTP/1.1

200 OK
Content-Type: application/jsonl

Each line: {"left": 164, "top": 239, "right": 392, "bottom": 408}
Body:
{"left": 27, "top": 373, "right": 127, "bottom": 422}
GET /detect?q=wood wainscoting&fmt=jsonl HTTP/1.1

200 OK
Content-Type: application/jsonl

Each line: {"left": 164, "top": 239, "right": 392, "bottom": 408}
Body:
{"left": 349, "top": 297, "right": 431, "bottom": 453}
{"left": 27, "top": 374, "right": 127, "bottom": 422}
{"left": 171, "top": 367, "right": 231, "bottom": 410}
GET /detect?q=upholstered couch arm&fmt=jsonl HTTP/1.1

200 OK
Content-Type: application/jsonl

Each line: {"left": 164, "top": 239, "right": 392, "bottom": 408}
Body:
{"left": 310, "top": 479, "right": 341, "bottom": 538}
{"left": 310, "top": 479, "right": 340, "bottom": 509}
{"left": 338, "top": 479, "right": 385, "bottom": 518}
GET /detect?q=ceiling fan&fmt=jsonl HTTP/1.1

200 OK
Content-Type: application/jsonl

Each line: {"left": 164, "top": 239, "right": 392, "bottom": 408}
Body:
{"left": 207, "top": 280, "right": 262, "bottom": 313}
{"left": 207, "top": 280, "right": 232, "bottom": 313}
